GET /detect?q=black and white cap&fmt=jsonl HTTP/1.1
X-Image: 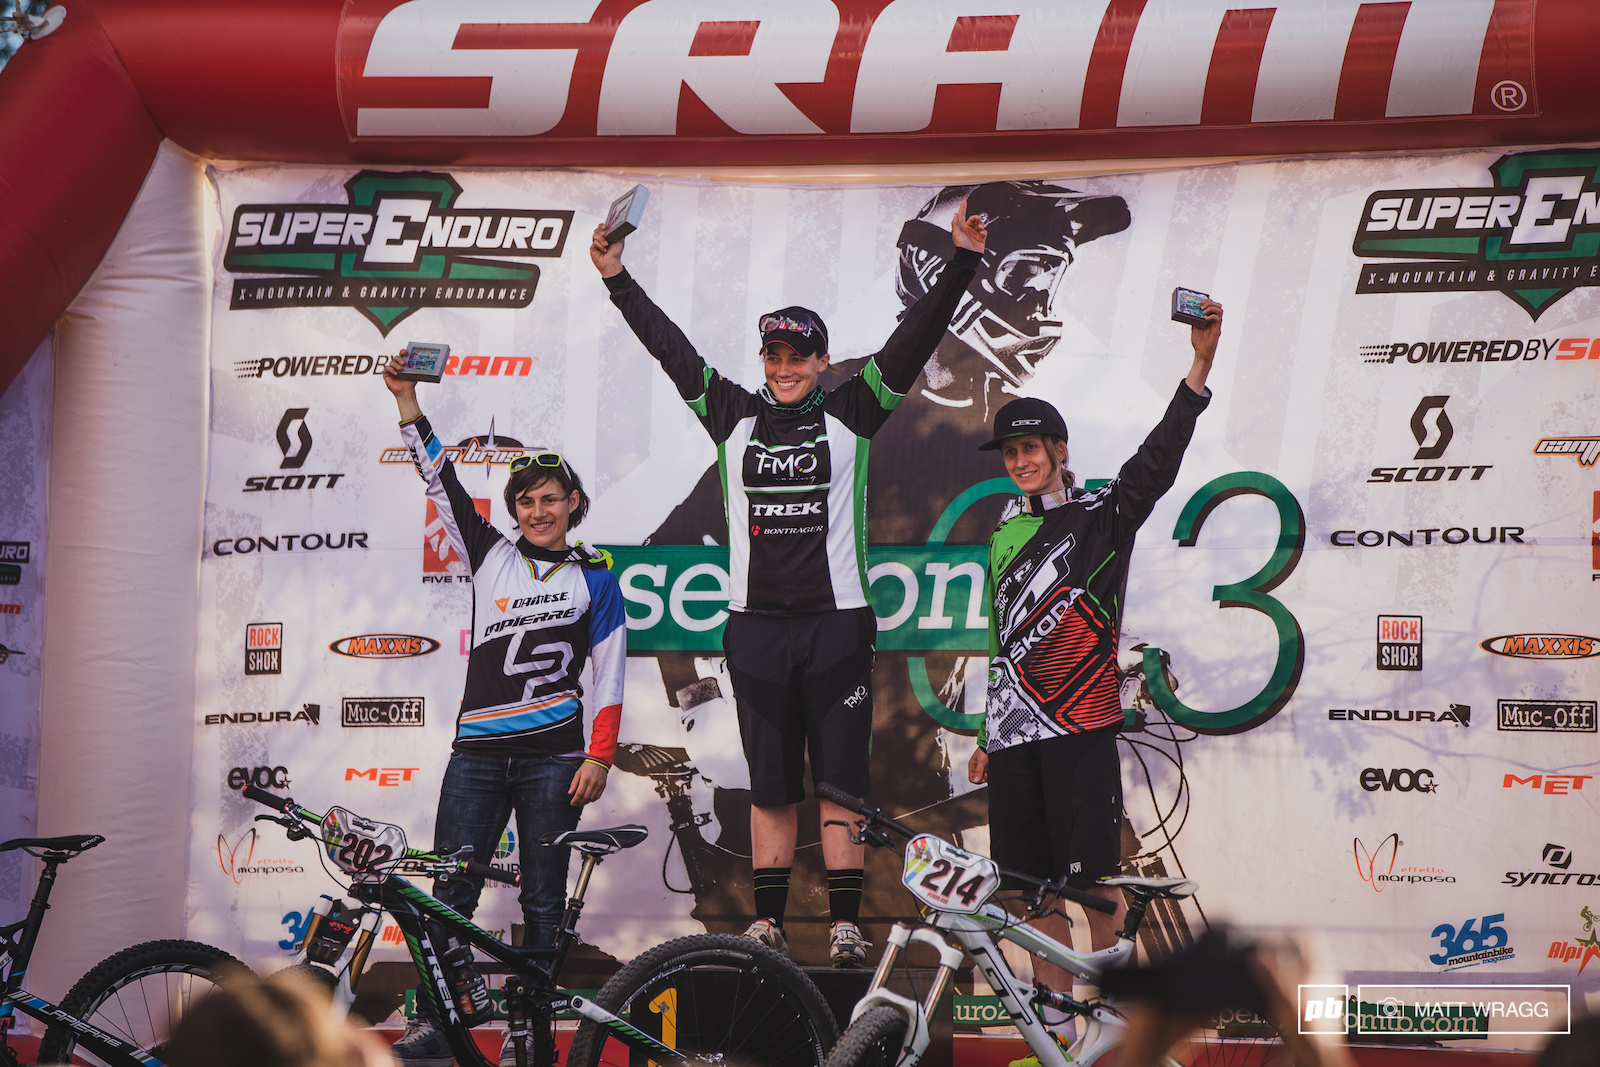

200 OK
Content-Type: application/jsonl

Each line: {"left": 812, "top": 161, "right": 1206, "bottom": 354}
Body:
{"left": 978, "top": 397, "right": 1068, "bottom": 451}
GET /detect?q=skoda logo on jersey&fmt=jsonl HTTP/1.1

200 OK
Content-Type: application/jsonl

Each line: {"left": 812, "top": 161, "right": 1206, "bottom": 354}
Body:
{"left": 1353, "top": 147, "right": 1600, "bottom": 319}
{"left": 223, "top": 171, "right": 573, "bottom": 335}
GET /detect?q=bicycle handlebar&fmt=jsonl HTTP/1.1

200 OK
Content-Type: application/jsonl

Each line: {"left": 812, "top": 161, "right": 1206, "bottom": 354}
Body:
{"left": 242, "top": 783, "right": 292, "bottom": 812}
{"left": 465, "top": 860, "right": 520, "bottom": 886}
{"left": 814, "top": 783, "right": 1116, "bottom": 915}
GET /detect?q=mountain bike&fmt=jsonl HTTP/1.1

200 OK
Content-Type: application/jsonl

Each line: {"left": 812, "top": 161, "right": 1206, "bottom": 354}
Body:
{"left": 0, "top": 835, "right": 244, "bottom": 1066}
{"left": 242, "top": 782, "right": 838, "bottom": 1067}
{"left": 813, "top": 784, "right": 1287, "bottom": 1067}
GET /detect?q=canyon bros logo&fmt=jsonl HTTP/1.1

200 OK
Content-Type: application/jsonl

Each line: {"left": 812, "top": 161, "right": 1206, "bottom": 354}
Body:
{"left": 223, "top": 171, "right": 572, "bottom": 334}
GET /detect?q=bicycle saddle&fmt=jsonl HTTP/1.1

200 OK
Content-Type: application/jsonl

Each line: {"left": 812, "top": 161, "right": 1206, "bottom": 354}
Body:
{"left": 541, "top": 825, "right": 648, "bottom": 854}
{"left": 0, "top": 834, "right": 105, "bottom": 856}
{"left": 1099, "top": 875, "right": 1196, "bottom": 898}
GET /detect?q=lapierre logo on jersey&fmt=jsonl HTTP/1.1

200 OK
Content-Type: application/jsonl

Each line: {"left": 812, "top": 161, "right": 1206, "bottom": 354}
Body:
{"left": 1353, "top": 148, "right": 1600, "bottom": 319}
{"left": 224, "top": 171, "right": 572, "bottom": 335}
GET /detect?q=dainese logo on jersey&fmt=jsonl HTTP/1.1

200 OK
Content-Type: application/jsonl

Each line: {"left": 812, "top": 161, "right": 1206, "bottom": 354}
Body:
{"left": 223, "top": 171, "right": 572, "bottom": 335}
{"left": 1353, "top": 148, "right": 1600, "bottom": 319}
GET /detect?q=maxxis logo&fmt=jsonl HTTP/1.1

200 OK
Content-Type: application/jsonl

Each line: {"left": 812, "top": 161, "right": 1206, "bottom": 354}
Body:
{"left": 223, "top": 171, "right": 572, "bottom": 335}
{"left": 1353, "top": 148, "right": 1600, "bottom": 319}
{"left": 329, "top": 634, "right": 441, "bottom": 658}
{"left": 1480, "top": 633, "right": 1599, "bottom": 660}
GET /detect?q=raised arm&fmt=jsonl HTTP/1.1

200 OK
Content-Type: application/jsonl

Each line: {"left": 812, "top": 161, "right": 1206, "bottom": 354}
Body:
{"left": 591, "top": 223, "right": 753, "bottom": 441}
{"left": 870, "top": 200, "right": 988, "bottom": 396}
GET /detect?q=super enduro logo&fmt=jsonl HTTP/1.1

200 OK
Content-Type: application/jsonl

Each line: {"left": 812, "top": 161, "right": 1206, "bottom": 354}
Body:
{"left": 223, "top": 171, "right": 572, "bottom": 335}
{"left": 1353, "top": 148, "right": 1600, "bottom": 319}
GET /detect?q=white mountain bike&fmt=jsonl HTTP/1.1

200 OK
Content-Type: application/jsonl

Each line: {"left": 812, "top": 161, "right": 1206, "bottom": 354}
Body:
{"left": 815, "top": 784, "right": 1287, "bottom": 1067}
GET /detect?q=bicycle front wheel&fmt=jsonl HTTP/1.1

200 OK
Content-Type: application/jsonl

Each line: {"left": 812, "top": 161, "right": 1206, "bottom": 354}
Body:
{"left": 37, "top": 939, "right": 246, "bottom": 1066}
{"left": 567, "top": 933, "right": 838, "bottom": 1067}
{"left": 822, "top": 1005, "right": 910, "bottom": 1067}
{"left": 1166, "top": 1014, "right": 1290, "bottom": 1067}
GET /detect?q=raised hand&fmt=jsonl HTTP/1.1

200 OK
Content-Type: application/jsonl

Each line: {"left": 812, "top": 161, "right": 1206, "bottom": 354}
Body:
{"left": 951, "top": 199, "right": 988, "bottom": 253}
{"left": 383, "top": 354, "right": 420, "bottom": 421}
{"left": 590, "top": 223, "right": 624, "bottom": 278}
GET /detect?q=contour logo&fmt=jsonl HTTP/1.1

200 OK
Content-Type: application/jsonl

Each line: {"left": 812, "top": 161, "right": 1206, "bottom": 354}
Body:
{"left": 329, "top": 634, "right": 440, "bottom": 658}
{"left": 1480, "top": 633, "right": 1600, "bottom": 660}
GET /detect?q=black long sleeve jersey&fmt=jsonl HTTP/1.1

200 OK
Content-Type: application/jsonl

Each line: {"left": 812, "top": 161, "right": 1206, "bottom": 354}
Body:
{"left": 604, "top": 247, "right": 981, "bottom": 616}
{"left": 982, "top": 380, "right": 1211, "bottom": 750}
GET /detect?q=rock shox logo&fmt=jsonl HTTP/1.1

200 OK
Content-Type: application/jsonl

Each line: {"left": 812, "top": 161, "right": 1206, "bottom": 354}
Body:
{"left": 0, "top": 540, "right": 29, "bottom": 586}
{"left": 1353, "top": 148, "right": 1600, "bottom": 319}
{"left": 1480, "top": 633, "right": 1599, "bottom": 660}
{"left": 243, "top": 408, "right": 345, "bottom": 492}
{"left": 1498, "top": 699, "right": 1597, "bottom": 733}
{"left": 1505, "top": 843, "right": 1600, "bottom": 887}
{"left": 1377, "top": 615, "right": 1422, "bottom": 671}
{"left": 1429, "top": 914, "right": 1514, "bottom": 971}
{"left": 329, "top": 634, "right": 440, "bottom": 659}
{"left": 1502, "top": 772, "right": 1593, "bottom": 795}
{"left": 223, "top": 171, "right": 571, "bottom": 335}
{"left": 342, "top": 697, "right": 425, "bottom": 727}
{"left": 246, "top": 622, "right": 282, "bottom": 675}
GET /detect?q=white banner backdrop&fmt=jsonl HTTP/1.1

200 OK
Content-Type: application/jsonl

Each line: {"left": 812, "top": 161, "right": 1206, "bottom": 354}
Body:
{"left": 189, "top": 151, "right": 1600, "bottom": 1034}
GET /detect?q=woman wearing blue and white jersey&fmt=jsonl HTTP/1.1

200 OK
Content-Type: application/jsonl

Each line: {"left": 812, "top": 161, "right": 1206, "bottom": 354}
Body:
{"left": 382, "top": 361, "right": 626, "bottom": 1067}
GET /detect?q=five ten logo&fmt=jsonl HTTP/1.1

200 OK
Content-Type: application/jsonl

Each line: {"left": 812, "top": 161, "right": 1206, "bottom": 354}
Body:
{"left": 1368, "top": 397, "right": 1491, "bottom": 483}
{"left": 224, "top": 171, "right": 572, "bottom": 335}
{"left": 1353, "top": 148, "right": 1600, "bottom": 319}
{"left": 244, "top": 409, "right": 346, "bottom": 492}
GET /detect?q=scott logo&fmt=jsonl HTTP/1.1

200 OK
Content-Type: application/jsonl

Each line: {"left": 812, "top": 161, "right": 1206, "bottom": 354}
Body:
{"left": 329, "top": 634, "right": 441, "bottom": 658}
{"left": 1410, "top": 396, "right": 1453, "bottom": 460}
{"left": 276, "top": 408, "right": 312, "bottom": 469}
{"left": 225, "top": 171, "right": 570, "bottom": 334}
{"left": 1480, "top": 633, "right": 1599, "bottom": 659}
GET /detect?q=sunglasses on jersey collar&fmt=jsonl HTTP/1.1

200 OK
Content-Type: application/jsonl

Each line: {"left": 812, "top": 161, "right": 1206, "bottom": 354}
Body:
{"left": 510, "top": 451, "right": 568, "bottom": 475}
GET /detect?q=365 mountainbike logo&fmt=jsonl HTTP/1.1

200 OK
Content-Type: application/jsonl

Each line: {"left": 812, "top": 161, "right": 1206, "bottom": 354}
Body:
{"left": 223, "top": 171, "right": 573, "bottom": 334}
{"left": 1353, "top": 148, "right": 1600, "bottom": 318}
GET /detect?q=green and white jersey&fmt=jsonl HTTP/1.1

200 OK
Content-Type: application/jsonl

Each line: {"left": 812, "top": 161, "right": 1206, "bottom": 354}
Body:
{"left": 604, "top": 248, "right": 980, "bottom": 615}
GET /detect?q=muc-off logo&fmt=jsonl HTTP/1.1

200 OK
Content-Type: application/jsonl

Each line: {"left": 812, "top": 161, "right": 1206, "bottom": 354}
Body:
{"left": 1353, "top": 148, "right": 1600, "bottom": 319}
{"left": 223, "top": 171, "right": 572, "bottom": 335}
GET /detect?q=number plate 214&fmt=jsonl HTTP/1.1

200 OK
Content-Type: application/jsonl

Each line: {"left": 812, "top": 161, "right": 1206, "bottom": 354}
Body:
{"left": 901, "top": 834, "right": 1000, "bottom": 913}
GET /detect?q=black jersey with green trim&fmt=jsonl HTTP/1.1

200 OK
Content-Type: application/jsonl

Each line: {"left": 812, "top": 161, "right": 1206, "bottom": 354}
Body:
{"left": 983, "top": 380, "right": 1210, "bottom": 751}
{"left": 604, "top": 247, "right": 980, "bottom": 616}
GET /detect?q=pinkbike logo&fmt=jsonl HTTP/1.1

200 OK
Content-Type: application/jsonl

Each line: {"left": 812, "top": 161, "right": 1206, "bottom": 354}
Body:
{"left": 1354, "top": 833, "right": 1455, "bottom": 891}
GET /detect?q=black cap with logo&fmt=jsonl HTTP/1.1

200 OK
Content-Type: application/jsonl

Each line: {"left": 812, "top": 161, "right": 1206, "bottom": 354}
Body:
{"left": 758, "top": 306, "right": 829, "bottom": 359}
{"left": 978, "top": 397, "right": 1069, "bottom": 451}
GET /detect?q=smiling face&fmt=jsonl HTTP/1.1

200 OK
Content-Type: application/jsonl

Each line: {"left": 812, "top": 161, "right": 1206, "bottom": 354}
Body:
{"left": 762, "top": 342, "right": 829, "bottom": 404}
{"left": 514, "top": 477, "right": 580, "bottom": 550}
{"left": 1001, "top": 434, "right": 1068, "bottom": 496}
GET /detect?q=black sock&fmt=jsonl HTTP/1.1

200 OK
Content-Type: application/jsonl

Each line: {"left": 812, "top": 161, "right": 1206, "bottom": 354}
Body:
{"left": 828, "top": 868, "right": 864, "bottom": 924}
{"left": 753, "top": 867, "right": 792, "bottom": 927}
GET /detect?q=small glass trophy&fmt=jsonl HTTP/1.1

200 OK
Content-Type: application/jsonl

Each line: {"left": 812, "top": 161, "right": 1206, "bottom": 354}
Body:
{"left": 395, "top": 342, "right": 448, "bottom": 383}
{"left": 604, "top": 184, "right": 650, "bottom": 243}
{"left": 1170, "top": 287, "right": 1210, "bottom": 327}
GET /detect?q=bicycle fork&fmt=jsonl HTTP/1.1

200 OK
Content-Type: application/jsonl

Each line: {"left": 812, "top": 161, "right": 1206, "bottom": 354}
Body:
{"left": 850, "top": 924, "right": 965, "bottom": 1065}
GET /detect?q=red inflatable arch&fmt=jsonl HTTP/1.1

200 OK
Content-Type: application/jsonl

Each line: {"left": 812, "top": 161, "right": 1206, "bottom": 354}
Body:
{"left": 2, "top": 0, "right": 1599, "bottom": 394}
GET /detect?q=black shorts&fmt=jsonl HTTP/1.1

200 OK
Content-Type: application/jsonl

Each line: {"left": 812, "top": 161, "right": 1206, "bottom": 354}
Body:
{"left": 986, "top": 728, "right": 1121, "bottom": 887}
{"left": 722, "top": 607, "right": 875, "bottom": 808}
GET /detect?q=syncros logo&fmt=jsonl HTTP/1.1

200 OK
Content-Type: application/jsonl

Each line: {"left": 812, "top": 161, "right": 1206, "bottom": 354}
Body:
{"left": 1354, "top": 148, "right": 1600, "bottom": 319}
{"left": 223, "top": 171, "right": 572, "bottom": 335}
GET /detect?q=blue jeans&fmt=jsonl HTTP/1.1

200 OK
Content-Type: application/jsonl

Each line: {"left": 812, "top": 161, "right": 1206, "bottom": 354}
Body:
{"left": 429, "top": 750, "right": 584, "bottom": 950}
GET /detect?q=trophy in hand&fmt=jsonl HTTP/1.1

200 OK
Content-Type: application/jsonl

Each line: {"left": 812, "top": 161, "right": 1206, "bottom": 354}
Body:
{"left": 604, "top": 184, "right": 650, "bottom": 244}
{"left": 393, "top": 342, "right": 449, "bottom": 383}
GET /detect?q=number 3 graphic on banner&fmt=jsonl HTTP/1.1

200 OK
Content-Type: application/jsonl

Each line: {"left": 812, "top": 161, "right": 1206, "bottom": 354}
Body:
{"left": 1142, "top": 471, "right": 1305, "bottom": 734}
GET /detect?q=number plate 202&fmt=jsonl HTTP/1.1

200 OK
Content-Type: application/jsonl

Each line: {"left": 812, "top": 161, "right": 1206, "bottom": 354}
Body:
{"left": 901, "top": 834, "right": 1000, "bottom": 913}
{"left": 321, "top": 806, "right": 407, "bottom": 880}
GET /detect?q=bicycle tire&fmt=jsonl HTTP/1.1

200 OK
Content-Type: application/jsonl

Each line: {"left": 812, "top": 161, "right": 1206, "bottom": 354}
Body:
{"left": 1167, "top": 1016, "right": 1291, "bottom": 1067}
{"left": 822, "top": 1005, "right": 909, "bottom": 1067}
{"left": 566, "top": 933, "right": 839, "bottom": 1067}
{"left": 36, "top": 939, "right": 246, "bottom": 1066}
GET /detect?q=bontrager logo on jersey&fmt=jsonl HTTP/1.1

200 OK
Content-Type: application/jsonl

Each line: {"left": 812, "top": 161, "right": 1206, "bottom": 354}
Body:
{"left": 223, "top": 171, "right": 572, "bottom": 335}
{"left": 1353, "top": 148, "right": 1600, "bottom": 318}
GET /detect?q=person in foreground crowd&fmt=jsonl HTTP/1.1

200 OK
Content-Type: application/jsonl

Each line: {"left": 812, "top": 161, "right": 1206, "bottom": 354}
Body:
{"left": 590, "top": 202, "right": 987, "bottom": 967}
{"left": 165, "top": 969, "right": 395, "bottom": 1067}
{"left": 382, "top": 360, "right": 626, "bottom": 1065}
{"left": 970, "top": 295, "right": 1222, "bottom": 1056}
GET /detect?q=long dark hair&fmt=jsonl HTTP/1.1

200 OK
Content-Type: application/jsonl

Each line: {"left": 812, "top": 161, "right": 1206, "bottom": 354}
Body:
{"left": 503, "top": 457, "right": 590, "bottom": 530}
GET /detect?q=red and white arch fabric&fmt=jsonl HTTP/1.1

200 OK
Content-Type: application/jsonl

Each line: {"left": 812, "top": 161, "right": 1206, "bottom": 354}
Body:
{"left": 1, "top": 0, "right": 1599, "bottom": 394}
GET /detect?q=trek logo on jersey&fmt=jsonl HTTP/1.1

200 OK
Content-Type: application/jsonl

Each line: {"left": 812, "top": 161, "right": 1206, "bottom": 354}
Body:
{"left": 1353, "top": 149, "right": 1600, "bottom": 319}
{"left": 752, "top": 502, "right": 823, "bottom": 518}
{"left": 224, "top": 171, "right": 572, "bottom": 334}
{"left": 1480, "top": 633, "right": 1599, "bottom": 660}
{"left": 329, "top": 634, "right": 441, "bottom": 658}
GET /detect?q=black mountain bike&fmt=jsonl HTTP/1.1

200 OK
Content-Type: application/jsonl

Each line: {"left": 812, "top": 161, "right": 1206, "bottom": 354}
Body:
{"left": 242, "top": 783, "right": 838, "bottom": 1067}
{"left": 0, "top": 835, "right": 244, "bottom": 1066}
